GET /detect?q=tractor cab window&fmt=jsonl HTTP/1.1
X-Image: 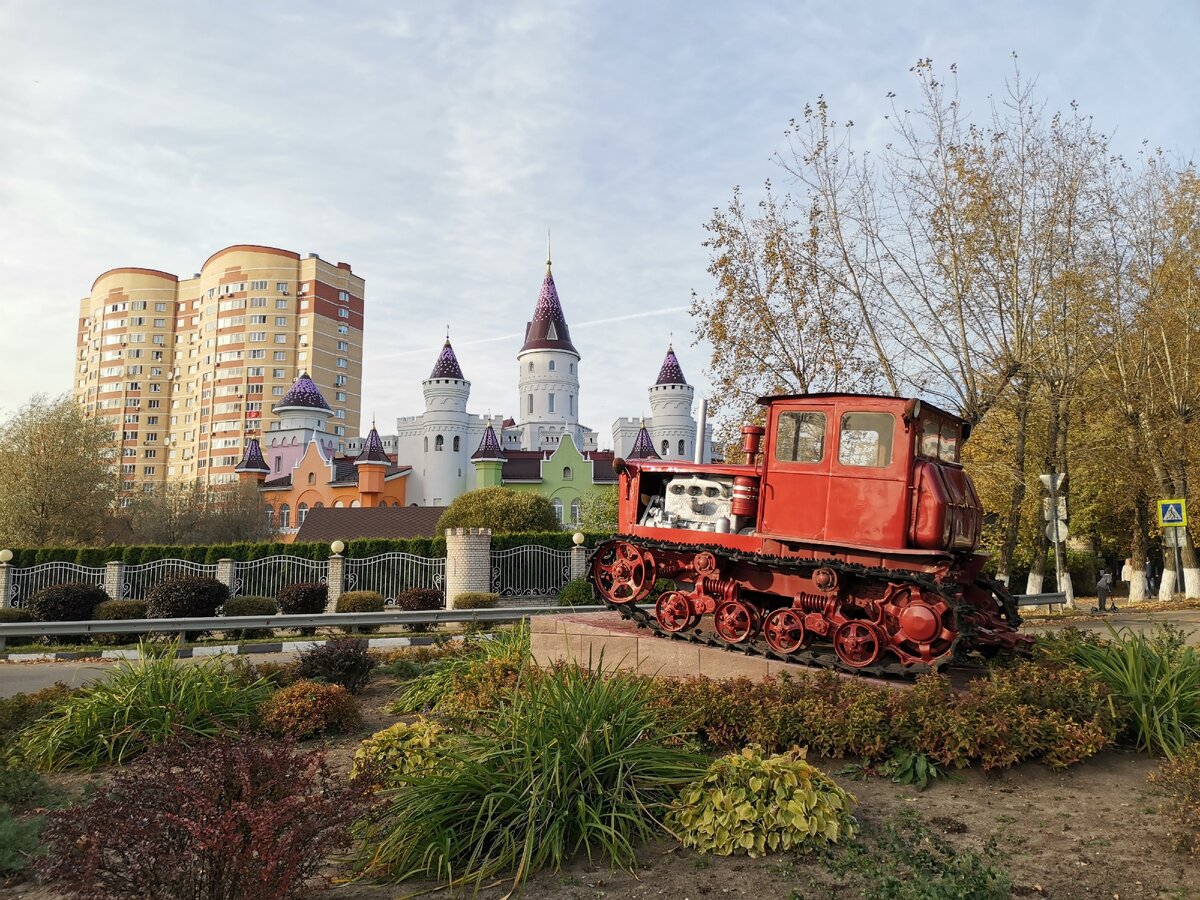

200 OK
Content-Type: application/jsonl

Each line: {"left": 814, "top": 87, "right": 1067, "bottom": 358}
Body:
{"left": 775, "top": 411, "right": 825, "bottom": 463}
{"left": 838, "top": 412, "right": 894, "bottom": 468}
{"left": 939, "top": 423, "right": 960, "bottom": 463}
{"left": 919, "top": 419, "right": 940, "bottom": 458}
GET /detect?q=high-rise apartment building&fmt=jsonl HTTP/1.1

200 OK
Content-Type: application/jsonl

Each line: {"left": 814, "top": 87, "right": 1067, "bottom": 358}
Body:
{"left": 73, "top": 245, "right": 364, "bottom": 500}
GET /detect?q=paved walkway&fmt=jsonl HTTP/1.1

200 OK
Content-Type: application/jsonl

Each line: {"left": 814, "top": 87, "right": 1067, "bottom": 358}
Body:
{"left": 1023, "top": 607, "right": 1200, "bottom": 644}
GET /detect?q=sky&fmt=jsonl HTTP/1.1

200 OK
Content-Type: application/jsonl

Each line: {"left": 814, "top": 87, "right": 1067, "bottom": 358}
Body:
{"left": 2, "top": 0, "right": 1199, "bottom": 448}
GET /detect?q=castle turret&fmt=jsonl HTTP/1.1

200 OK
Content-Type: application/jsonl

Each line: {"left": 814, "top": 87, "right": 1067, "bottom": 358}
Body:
{"left": 421, "top": 338, "right": 471, "bottom": 505}
{"left": 517, "top": 253, "right": 583, "bottom": 452}
{"left": 627, "top": 419, "right": 662, "bottom": 460}
{"left": 470, "top": 423, "right": 506, "bottom": 488}
{"left": 354, "top": 422, "right": 391, "bottom": 507}
{"left": 234, "top": 437, "right": 271, "bottom": 485}
{"left": 647, "top": 344, "right": 696, "bottom": 460}
{"left": 263, "top": 372, "right": 337, "bottom": 478}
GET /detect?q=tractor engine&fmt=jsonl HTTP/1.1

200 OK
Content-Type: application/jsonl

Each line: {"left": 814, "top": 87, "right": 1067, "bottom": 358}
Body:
{"left": 640, "top": 473, "right": 737, "bottom": 533}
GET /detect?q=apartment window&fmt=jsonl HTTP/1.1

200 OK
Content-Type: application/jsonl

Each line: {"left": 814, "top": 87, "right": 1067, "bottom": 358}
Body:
{"left": 145, "top": 433, "right": 158, "bottom": 442}
{"left": 250, "top": 297, "right": 267, "bottom": 308}
{"left": 143, "top": 466, "right": 155, "bottom": 475}
{"left": 150, "top": 367, "right": 162, "bottom": 377}
{"left": 336, "top": 358, "right": 347, "bottom": 369}
{"left": 337, "top": 324, "right": 348, "bottom": 335}
{"left": 298, "top": 351, "right": 307, "bottom": 362}
{"left": 123, "top": 413, "right": 139, "bottom": 424}
{"left": 249, "top": 349, "right": 266, "bottom": 359}
{"left": 275, "top": 316, "right": 287, "bottom": 327}
{"left": 276, "top": 283, "right": 288, "bottom": 293}
{"left": 274, "top": 334, "right": 287, "bottom": 344}
{"left": 144, "top": 449, "right": 157, "bottom": 458}
{"left": 335, "top": 391, "right": 346, "bottom": 402}
{"left": 250, "top": 315, "right": 267, "bottom": 324}
{"left": 336, "top": 340, "right": 348, "bottom": 351}
{"left": 250, "top": 280, "right": 267, "bottom": 290}
{"left": 338, "top": 290, "right": 349, "bottom": 302}
{"left": 268, "top": 368, "right": 282, "bottom": 378}
{"left": 298, "top": 316, "right": 309, "bottom": 327}
{"left": 130, "top": 317, "right": 145, "bottom": 326}
{"left": 148, "top": 399, "right": 160, "bottom": 409}
{"left": 335, "top": 375, "right": 347, "bottom": 386}
{"left": 121, "top": 464, "right": 135, "bottom": 475}
{"left": 337, "top": 308, "right": 349, "bottom": 318}
{"left": 153, "top": 318, "right": 165, "bottom": 328}
{"left": 273, "top": 351, "right": 287, "bottom": 360}
{"left": 154, "top": 302, "right": 167, "bottom": 312}
{"left": 152, "top": 335, "right": 165, "bottom": 345}
{"left": 335, "top": 409, "right": 345, "bottom": 419}
{"left": 128, "top": 382, "right": 141, "bottom": 391}
{"left": 249, "top": 332, "right": 266, "bottom": 342}
{"left": 272, "top": 386, "right": 284, "bottom": 395}
{"left": 276, "top": 299, "right": 288, "bottom": 309}
{"left": 151, "top": 350, "right": 163, "bottom": 361}
{"left": 248, "top": 367, "right": 264, "bottom": 376}
{"left": 122, "top": 481, "right": 134, "bottom": 491}
{"left": 122, "top": 447, "right": 136, "bottom": 458}
{"left": 147, "top": 416, "right": 159, "bottom": 425}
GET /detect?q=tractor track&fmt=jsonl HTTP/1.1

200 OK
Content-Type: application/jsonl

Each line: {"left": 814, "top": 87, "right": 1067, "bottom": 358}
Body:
{"left": 590, "top": 537, "right": 1023, "bottom": 680}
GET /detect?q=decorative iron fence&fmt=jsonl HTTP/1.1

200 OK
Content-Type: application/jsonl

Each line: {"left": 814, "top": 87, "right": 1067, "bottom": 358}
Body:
{"left": 232, "top": 557, "right": 327, "bottom": 598}
{"left": 491, "top": 546, "right": 572, "bottom": 598}
{"left": 122, "top": 560, "right": 218, "bottom": 600}
{"left": 345, "top": 553, "right": 446, "bottom": 605}
{"left": 8, "top": 562, "right": 107, "bottom": 609}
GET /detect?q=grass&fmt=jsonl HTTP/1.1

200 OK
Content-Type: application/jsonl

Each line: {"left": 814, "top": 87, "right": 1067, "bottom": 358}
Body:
{"left": 390, "top": 624, "right": 530, "bottom": 714}
{"left": 355, "top": 657, "right": 706, "bottom": 894}
{"left": 15, "top": 641, "right": 274, "bottom": 771}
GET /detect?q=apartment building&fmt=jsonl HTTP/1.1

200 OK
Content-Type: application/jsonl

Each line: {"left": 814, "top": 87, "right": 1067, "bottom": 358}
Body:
{"left": 73, "top": 245, "right": 365, "bottom": 500}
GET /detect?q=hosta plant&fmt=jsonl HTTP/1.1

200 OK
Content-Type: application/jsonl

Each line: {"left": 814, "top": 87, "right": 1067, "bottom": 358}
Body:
{"left": 668, "top": 746, "right": 856, "bottom": 857}
{"left": 350, "top": 718, "right": 447, "bottom": 787}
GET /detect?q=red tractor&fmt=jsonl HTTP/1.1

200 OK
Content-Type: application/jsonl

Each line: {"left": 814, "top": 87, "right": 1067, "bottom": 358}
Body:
{"left": 589, "top": 393, "right": 1032, "bottom": 676}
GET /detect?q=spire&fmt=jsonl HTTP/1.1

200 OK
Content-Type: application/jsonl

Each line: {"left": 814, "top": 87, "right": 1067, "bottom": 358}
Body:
{"left": 519, "top": 257, "right": 578, "bottom": 356}
{"left": 655, "top": 344, "right": 687, "bottom": 385}
{"left": 355, "top": 425, "right": 391, "bottom": 465}
{"left": 628, "top": 419, "right": 661, "bottom": 460}
{"left": 429, "top": 337, "right": 465, "bottom": 380}
{"left": 471, "top": 423, "right": 506, "bottom": 461}
{"left": 273, "top": 370, "right": 332, "bottom": 413}
{"left": 234, "top": 437, "right": 271, "bottom": 473}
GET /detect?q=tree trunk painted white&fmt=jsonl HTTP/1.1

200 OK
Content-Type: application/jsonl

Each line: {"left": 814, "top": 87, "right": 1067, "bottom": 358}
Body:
{"left": 1159, "top": 568, "right": 1177, "bottom": 601}
{"left": 1058, "top": 571, "right": 1075, "bottom": 607}
{"left": 1128, "top": 571, "right": 1147, "bottom": 603}
{"left": 1025, "top": 571, "right": 1044, "bottom": 595}
{"left": 1184, "top": 568, "right": 1200, "bottom": 599}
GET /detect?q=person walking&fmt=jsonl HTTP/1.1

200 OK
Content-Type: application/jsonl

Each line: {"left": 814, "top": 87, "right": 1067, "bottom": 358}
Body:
{"left": 1095, "top": 570, "right": 1117, "bottom": 613}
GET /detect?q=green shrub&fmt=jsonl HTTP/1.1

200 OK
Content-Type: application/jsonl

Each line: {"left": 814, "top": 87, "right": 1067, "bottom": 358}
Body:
{"left": 294, "top": 638, "right": 376, "bottom": 694}
{"left": 353, "top": 661, "right": 705, "bottom": 892}
{"left": 16, "top": 643, "right": 272, "bottom": 771}
{"left": 259, "top": 681, "right": 361, "bottom": 740}
{"left": 0, "top": 684, "right": 77, "bottom": 751}
{"left": 436, "top": 487, "right": 561, "bottom": 533}
{"left": 454, "top": 592, "right": 498, "bottom": 610}
{"left": 670, "top": 746, "right": 856, "bottom": 857}
{"left": 145, "top": 576, "right": 228, "bottom": 619}
{"left": 337, "top": 590, "right": 385, "bottom": 634}
{"left": 0, "top": 805, "right": 44, "bottom": 881}
{"left": 1148, "top": 741, "right": 1200, "bottom": 854}
{"left": 1070, "top": 624, "right": 1200, "bottom": 756}
{"left": 393, "top": 588, "right": 442, "bottom": 632}
{"left": 220, "top": 595, "right": 278, "bottom": 639}
{"left": 0, "top": 759, "right": 60, "bottom": 812}
{"left": 350, "top": 718, "right": 447, "bottom": 786}
{"left": 557, "top": 577, "right": 593, "bottom": 606}
{"left": 0, "top": 608, "right": 33, "bottom": 623}
{"left": 28, "top": 582, "right": 108, "bottom": 623}
{"left": 276, "top": 581, "right": 327, "bottom": 615}
{"left": 91, "top": 599, "right": 149, "bottom": 646}
{"left": 391, "top": 626, "right": 529, "bottom": 719}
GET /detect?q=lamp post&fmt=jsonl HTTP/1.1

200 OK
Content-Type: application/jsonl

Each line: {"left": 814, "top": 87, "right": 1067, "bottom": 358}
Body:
{"left": 330, "top": 540, "right": 345, "bottom": 556}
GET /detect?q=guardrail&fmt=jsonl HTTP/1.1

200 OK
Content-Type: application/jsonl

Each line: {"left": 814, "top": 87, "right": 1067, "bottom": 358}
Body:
{"left": 0, "top": 606, "right": 606, "bottom": 651}
{"left": 1014, "top": 592, "right": 1068, "bottom": 607}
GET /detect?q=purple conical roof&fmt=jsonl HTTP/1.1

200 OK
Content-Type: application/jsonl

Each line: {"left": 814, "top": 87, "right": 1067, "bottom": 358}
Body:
{"left": 655, "top": 346, "right": 687, "bottom": 385}
{"left": 628, "top": 422, "right": 661, "bottom": 460}
{"left": 274, "top": 371, "right": 332, "bottom": 413}
{"left": 234, "top": 438, "right": 271, "bottom": 473}
{"left": 471, "top": 423, "right": 506, "bottom": 461}
{"left": 355, "top": 425, "right": 391, "bottom": 465}
{"left": 519, "top": 265, "right": 578, "bottom": 356}
{"left": 429, "top": 339, "right": 465, "bottom": 380}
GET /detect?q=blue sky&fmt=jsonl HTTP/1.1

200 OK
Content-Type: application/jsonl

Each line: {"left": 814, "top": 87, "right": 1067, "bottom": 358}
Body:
{"left": 1, "top": 0, "right": 1197, "bottom": 446}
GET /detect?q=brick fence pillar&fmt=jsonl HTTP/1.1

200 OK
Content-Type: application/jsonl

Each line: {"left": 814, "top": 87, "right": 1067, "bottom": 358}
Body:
{"left": 445, "top": 528, "right": 492, "bottom": 609}
{"left": 104, "top": 561, "right": 125, "bottom": 601}
{"left": 215, "top": 558, "right": 236, "bottom": 596}
{"left": 570, "top": 545, "right": 588, "bottom": 581}
{"left": 326, "top": 553, "right": 345, "bottom": 612}
{"left": 0, "top": 562, "right": 12, "bottom": 609}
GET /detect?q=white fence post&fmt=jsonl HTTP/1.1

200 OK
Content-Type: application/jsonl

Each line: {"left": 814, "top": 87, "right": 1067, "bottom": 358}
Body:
{"left": 216, "top": 558, "right": 236, "bottom": 594}
{"left": 445, "top": 528, "right": 491, "bottom": 609}
{"left": 326, "top": 552, "right": 345, "bottom": 612}
{"left": 570, "top": 545, "right": 587, "bottom": 581}
{"left": 0, "top": 562, "right": 11, "bottom": 609}
{"left": 104, "top": 561, "right": 124, "bottom": 601}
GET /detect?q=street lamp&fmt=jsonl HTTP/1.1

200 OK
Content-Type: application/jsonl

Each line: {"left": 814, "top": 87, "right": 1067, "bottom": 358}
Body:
{"left": 0, "top": 550, "right": 11, "bottom": 564}
{"left": 330, "top": 540, "right": 345, "bottom": 556}
{"left": 572, "top": 532, "right": 585, "bottom": 546}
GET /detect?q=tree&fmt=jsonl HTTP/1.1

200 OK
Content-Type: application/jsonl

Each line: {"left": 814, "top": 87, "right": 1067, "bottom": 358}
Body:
{"left": 0, "top": 394, "right": 118, "bottom": 546}
{"left": 436, "top": 487, "right": 561, "bottom": 534}
{"left": 124, "top": 480, "right": 273, "bottom": 545}
{"left": 578, "top": 486, "right": 619, "bottom": 532}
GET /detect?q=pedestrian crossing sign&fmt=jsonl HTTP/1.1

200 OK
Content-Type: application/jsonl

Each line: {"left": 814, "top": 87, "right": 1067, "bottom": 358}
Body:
{"left": 1158, "top": 499, "right": 1188, "bottom": 527}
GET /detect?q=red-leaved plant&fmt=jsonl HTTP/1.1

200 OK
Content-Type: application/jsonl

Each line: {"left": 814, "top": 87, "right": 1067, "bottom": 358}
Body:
{"left": 37, "top": 735, "right": 369, "bottom": 899}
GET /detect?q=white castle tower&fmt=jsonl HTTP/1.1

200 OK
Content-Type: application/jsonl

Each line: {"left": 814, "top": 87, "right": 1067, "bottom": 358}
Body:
{"left": 647, "top": 345, "right": 696, "bottom": 460}
{"left": 420, "top": 337, "right": 471, "bottom": 505}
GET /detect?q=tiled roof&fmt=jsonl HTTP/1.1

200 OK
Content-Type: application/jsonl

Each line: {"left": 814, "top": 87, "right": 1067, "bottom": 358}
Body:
{"left": 294, "top": 506, "right": 449, "bottom": 542}
{"left": 655, "top": 345, "right": 687, "bottom": 385}
{"left": 471, "top": 424, "right": 506, "bottom": 460}
{"left": 330, "top": 457, "right": 409, "bottom": 485}
{"left": 501, "top": 450, "right": 546, "bottom": 481}
{"left": 263, "top": 473, "right": 293, "bottom": 488}
{"left": 628, "top": 422, "right": 661, "bottom": 460}
{"left": 274, "top": 371, "right": 332, "bottom": 413}
{"left": 429, "top": 339, "right": 465, "bottom": 380}
{"left": 356, "top": 426, "right": 392, "bottom": 465}
{"left": 234, "top": 438, "right": 271, "bottom": 473}
{"left": 589, "top": 450, "right": 618, "bottom": 483}
{"left": 519, "top": 266, "right": 578, "bottom": 356}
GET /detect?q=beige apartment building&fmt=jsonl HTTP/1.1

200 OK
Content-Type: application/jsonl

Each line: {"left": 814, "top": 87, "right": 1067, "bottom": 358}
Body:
{"left": 73, "top": 245, "right": 365, "bottom": 500}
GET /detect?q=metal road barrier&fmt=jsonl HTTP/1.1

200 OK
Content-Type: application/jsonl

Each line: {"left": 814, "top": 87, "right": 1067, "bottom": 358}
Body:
{"left": 0, "top": 606, "right": 606, "bottom": 651}
{"left": 1014, "top": 592, "right": 1068, "bottom": 607}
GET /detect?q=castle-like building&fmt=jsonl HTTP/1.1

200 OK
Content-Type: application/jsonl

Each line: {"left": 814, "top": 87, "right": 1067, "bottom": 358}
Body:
{"left": 238, "top": 256, "right": 713, "bottom": 530}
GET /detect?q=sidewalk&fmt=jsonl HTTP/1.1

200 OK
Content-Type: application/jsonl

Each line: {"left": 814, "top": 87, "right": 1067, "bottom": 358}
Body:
{"left": 1022, "top": 605, "right": 1200, "bottom": 645}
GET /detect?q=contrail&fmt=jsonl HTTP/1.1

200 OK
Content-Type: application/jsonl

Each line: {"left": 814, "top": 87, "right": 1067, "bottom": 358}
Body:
{"left": 366, "top": 305, "right": 690, "bottom": 363}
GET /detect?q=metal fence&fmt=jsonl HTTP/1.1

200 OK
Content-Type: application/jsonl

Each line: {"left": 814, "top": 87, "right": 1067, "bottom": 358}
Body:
{"left": 8, "top": 562, "right": 107, "bottom": 609}
{"left": 232, "top": 557, "right": 327, "bottom": 598}
{"left": 491, "top": 546, "right": 572, "bottom": 598}
{"left": 123, "top": 560, "right": 218, "bottom": 600}
{"left": 345, "top": 553, "right": 446, "bottom": 605}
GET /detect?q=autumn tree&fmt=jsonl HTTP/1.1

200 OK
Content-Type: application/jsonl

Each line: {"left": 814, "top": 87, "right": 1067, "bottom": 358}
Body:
{"left": 123, "top": 480, "right": 273, "bottom": 545}
{"left": 0, "top": 394, "right": 118, "bottom": 546}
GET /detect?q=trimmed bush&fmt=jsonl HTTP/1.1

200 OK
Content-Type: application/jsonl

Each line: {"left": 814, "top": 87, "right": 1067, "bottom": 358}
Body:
{"left": 28, "top": 582, "right": 108, "bottom": 623}
{"left": 145, "top": 576, "right": 227, "bottom": 619}
{"left": 337, "top": 590, "right": 385, "bottom": 634}
{"left": 36, "top": 736, "right": 368, "bottom": 899}
{"left": 557, "top": 577, "right": 593, "bottom": 606}
{"left": 394, "top": 587, "right": 442, "bottom": 632}
{"left": 1149, "top": 742, "right": 1200, "bottom": 854}
{"left": 351, "top": 718, "right": 447, "bottom": 786}
{"left": 17, "top": 643, "right": 272, "bottom": 771}
{"left": 294, "top": 638, "right": 376, "bottom": 694}
{"left": 454, "top": 592, "right": 499, "bottom": 610}
{"left": 437, "top": 487, "right": 562, "bottom": 534}
{"left": 220, "top": 595, "right": 278, "bottom": 639}
{"left": 276, "top": 581, "right": 328, "bottom": 615}
{"left": 259, "top": 681, "right": 361, "bottom": 740}
{"left": 0, "top": 608, "right": 33, "bottom": 624}
{"left": 669, "top": 746, "right": 857, "bottom": 856}
{"left": 91, "top": 600, "right": 149, "bottom": 646}
{"left": 252, "top": 660, "right": 299, "bottom": 687}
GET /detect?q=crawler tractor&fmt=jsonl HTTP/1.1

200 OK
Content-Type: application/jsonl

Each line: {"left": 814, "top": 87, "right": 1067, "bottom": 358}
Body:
{"left": 588, "top": 393, "right": 1032, "bottom": 676}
